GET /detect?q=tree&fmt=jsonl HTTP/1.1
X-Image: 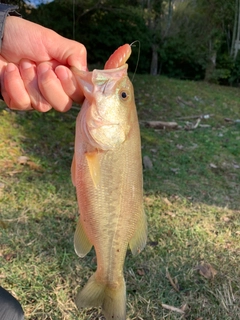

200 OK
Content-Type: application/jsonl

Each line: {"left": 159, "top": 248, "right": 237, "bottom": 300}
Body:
{"left": 157, "top": 0, "right": 236, "bottom": 81}
{"left": 140, "top": 0, "right": 174, "bottom": 75}
{"left": 24, "top": 0, "right": 151, "bottom": 73}
{"left": 231, "top": 0, "right": 240, "bottom": 60}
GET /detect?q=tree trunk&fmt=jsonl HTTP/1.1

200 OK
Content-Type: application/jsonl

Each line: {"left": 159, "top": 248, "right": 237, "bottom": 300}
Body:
{"left": 231, "top": 0, "right": 240, "bottom": 60}
{"left": 230, "top": 0, "right": 238, "bottom": 57}
{"left": 150, "top": 44, "right": 159, "bottom": 75}
{"left": 204, "top": 40, "right": 217, "bottom": 82}
{"left": 164, "top": 0, "right": 173, "bottom": 38}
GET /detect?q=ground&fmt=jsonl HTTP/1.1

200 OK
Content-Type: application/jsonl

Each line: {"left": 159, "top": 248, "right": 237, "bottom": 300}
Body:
{"left": 0, "top": 75, "right": 239, "bottom": 319}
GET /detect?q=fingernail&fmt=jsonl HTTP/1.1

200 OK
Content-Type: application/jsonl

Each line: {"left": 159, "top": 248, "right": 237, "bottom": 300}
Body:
{"left": 73, "top": 61, "right": 88, "bottom": 71}
{"left": 21, "top": 60, "right": 33, "bottom": 70}
{"left": 6, "top": 63, "right": 16, "bottom": 72}
{"left": 55, "top": 66, "right": 69, "bottom": 81}
{"left": 74, "top": 61, "right": 82, "bottom": 70}
{"left": 38, "top": 63, "right": 51, "bottom": 75}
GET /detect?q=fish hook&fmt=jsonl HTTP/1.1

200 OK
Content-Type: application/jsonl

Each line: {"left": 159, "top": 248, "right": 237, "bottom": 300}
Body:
{"left": 130, "top": 40, "right": 141, "bottom": 82}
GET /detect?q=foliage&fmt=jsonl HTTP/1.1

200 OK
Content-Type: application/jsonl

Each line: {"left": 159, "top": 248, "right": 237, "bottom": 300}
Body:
{"left": 1, "top": 75, "right": 240, "bottom": 319}
{"left": 227, "top": 52, "right": 240, "bottom": 86}
{"left": 24, "top": 0, "right": 151, "bottom": 73}
{"left": 18, "top": 0, "right": 240, "bottom": 82}
{"left": 157, "top": 1, "right": 204, "bottom": 79}
{"left": 159, "top": 35, "right": 206, "bottom": 80}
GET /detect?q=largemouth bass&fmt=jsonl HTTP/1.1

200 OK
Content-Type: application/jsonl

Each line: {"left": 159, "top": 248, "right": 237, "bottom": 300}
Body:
{"left": 71, "top": 44, "right": 147, "bottom": 320}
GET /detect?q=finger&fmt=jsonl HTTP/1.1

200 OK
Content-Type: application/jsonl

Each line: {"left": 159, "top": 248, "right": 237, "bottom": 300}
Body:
{"left": 19, "top": 59, "right": 52, "bottom": 112}
{"left": 55, "top": 65, "right": 84, "bottom": 104}
{"left": 67, "top": 51, "right": 88, "bottom": 71}
{"left": 37, "top": 62, "right": 72, "bottom": 112}
{"left": 2, "top": 63, "right": 32, "bottom": 110}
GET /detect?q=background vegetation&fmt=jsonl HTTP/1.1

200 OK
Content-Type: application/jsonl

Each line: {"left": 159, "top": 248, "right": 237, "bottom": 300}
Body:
{"left": 9, "top": 0, "right": 240, "bottom": 85}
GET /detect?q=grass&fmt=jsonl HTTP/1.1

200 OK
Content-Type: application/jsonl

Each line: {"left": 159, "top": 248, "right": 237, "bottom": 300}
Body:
{"left": 0, "top": 75, "right": 240, "bottom": 320}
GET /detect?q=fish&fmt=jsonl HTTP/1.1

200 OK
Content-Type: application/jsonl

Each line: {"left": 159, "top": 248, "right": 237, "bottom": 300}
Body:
{"left": 71, "top": 44, "right": 147, "bottom": 320}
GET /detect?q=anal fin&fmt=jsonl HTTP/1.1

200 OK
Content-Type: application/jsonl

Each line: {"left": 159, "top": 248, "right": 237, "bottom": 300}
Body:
{"left": 129, "top": 210, "right": 147, "bottom": 256}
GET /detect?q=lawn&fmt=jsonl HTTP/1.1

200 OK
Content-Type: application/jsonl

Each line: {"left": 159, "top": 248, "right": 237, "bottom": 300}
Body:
{"left": 0, "top": 75, "right": 239, "bottom": 319}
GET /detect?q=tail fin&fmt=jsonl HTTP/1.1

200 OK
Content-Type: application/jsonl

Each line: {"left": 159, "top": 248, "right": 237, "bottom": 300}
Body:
{"left": 75, "top": 273, "right": 126, "bottom": 320}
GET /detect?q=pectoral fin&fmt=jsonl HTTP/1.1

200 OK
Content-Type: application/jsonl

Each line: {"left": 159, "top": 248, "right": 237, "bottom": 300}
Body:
{"left": 85, "top": 151, "right": 101, "bottom": 188}
{"left": 129, "top": 210, "right": 147, "bottom": 256}
{"left": 74, "top": 218, "right": 92, "bottom": 257}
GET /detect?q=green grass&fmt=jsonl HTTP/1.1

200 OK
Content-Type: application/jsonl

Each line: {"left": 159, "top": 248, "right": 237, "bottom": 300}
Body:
{"left": 0, "top": 75, "right": 240, "bottom": 319}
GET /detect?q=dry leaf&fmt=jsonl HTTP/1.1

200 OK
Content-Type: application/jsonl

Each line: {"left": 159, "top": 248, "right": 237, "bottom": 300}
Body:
{"left": 137, "top": 269, "right": 145, "bottom": 276}
{"left": 0, "top": 220, "right": 7, "bottom": 229}
{"left": 163, "top": 197, "right": 172, "bottom": 206}
{"left": 166, "top": 211, "right": 176, "bottom": 217}
{"left": 143, "top": 155, "right": 153, "bottom": 170}
{"left": 4, "top": 253, "right": 16, "bottom": 261}
{"left": 166, "top": 268, "right": 179, "bottom": 292}
{"left": 27, "top": 161, "right": 43, "bottom": 172}
{"left": 222, "top": 216, "right": 230, "bottom": 222}
{"left": 161, "top": 303, "right": 184, "bottom": 314}
{"left": 17, "top": 156, "right": 29, "bottom": 165}
{"left": 17, "top": 156, "right": 43, "bottom": 172}
{"left": 180, "top": 303, "right": 189, "bottom": 312}
{"left": 150, "top": 148, "right": 157, "bottom": 153}
{"left": 7, "top": 170, "right": 22, "bottom": 176}
{"left": 144, "top": 196, "right": 154, "bottom": 205}
{"left": 196, "top": 262, "right": 217, "bottom": 280}
{"left": 176, "top": 144, "right": 184, "bottom": 150}
{"left": 145, "top": 120, "right": 178, "bottom": 129}
{"left": 170, "top": 168, "right": 179, "bottom": 174}
{"left": 210, "top": 163, "right": 217, "bottom": 169}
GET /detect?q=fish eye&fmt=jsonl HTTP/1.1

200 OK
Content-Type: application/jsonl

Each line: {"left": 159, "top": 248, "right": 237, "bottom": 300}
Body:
{"left": 120, "top": 90, "right": 128, "bottom": 101}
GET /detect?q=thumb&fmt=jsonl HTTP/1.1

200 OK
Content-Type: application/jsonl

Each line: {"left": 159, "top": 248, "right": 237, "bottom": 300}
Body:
{"left": 67, "top": 51, "right": 88, "bottom": 71}
{"left": 47, "top": 35, "right": 87, "bottom": 71}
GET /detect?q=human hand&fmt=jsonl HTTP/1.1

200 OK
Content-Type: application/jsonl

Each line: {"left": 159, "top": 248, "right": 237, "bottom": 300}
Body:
{"left": 0, "top": 16, "right": 87, "bottom": 112}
